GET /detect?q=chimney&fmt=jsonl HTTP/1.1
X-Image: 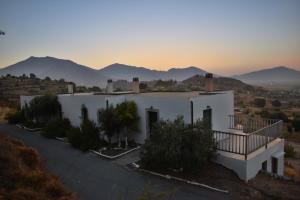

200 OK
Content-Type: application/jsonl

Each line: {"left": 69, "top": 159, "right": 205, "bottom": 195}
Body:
{"left": 205, "top": 73, "right": 214, "bottom": 92}
{"left": 132, "top": 77, "right": 140, "bottom": 93}
{"left": 106, "top": 79, "right": 114, "bottom": 93}
{"left": 67, "top": 84, "right": 74, "bottom": 94}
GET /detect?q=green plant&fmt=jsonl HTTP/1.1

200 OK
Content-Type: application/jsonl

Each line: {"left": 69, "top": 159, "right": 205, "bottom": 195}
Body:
{"left": 98, "top": 105, "right": 121, "bottom": 145}
{"left": 116, "top": 101, "right": 140, "bottom": 147}
{"left": 66, "top": 120, "right": 102, "bottom": 151}
{"left": 5, "top": 110, "right": 25, "bottom": 124}
{"left": 253, "top": 98, "right": 266, "bottom": 108}
{"left": 42, "top": 118, "right": 71, "bottom": 138}
{"left": 27, "top": 95, "right": 61, "bottom": 123}
{"left": 66, "top": 127, "right": 83, "bottom": 150}
{"left": 141, "top": 116, "right": 216, "bottom": 172}
{"left": 285, "top": 144, "right": 296, "bottom": 158}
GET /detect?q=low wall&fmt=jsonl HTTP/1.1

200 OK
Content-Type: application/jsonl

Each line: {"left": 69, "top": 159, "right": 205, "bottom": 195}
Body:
{"left": 214, "top": 139, "right": 284, "bottom": 182}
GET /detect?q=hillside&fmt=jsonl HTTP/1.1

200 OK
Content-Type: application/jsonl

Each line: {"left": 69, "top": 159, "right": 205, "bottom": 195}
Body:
{"left": 99, "top": 63, "right": 207, "bottom": 81}
{"left": 0, "top": 75, "right": 71, "bottom": 106}
{"left": 182, "top": 75, "right": 265, "bottom": 93}
{"left": 0, "top": 56, "right": 108, "bottom": 87}
{"left": 0, "top": 133, "right": 76, "bottom": 200}
{"left": 233, "top": 66, "right": 300, "bottom": 86}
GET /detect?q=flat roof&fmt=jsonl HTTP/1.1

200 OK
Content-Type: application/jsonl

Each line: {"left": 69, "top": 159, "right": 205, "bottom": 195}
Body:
{"left": 57, "top": 90, "right": 232, "bottom": 97}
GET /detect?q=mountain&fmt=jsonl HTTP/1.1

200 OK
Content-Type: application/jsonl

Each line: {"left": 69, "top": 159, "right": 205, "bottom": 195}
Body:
{"left": 233, "top": 66, "right": 300, "bottom": 86}
{"left": 183, "top": 75, "right": 265, "bottom": 93}
{"left": 0, "top": 56, "right": 108, "bottom": 87}
{"left": 99, "top": 63, "right": 207, "bottom": 81}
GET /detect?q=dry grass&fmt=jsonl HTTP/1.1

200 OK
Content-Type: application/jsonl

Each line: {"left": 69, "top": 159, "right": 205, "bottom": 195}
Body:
{"left": 0, "top": 106, "right": 14, "bottom": 121}
{"left": 0, "top": 133, "right": 78, "bottom": 200}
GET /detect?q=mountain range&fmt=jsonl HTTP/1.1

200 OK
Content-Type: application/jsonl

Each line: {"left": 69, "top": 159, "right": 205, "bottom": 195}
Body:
{"left": 0, "top": 56, "right": 299, "bottom": 87}
{"left": 233, "top": 66, "right": 300, "bottom": 86}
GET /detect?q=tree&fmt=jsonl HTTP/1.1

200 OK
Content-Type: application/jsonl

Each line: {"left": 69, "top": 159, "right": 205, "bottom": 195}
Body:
{"left": 27, "top": 95, "right": 61, "bottom": 123}
{"left": 271, "top": 100, "right": 281, "bottom": 107}
{"left": 253, "top": 98, "right": 266, "bottom": 107}
{"left": 98, "top": 106, "right": 121, "bottom": 146}
{"left": 66, "top": 120, "right": 101, "bottom": 151}
{"left": 29, "top": 73, "right": 36, "bottom": 79}
{"left": 141, "top": 116, "right": 216, "bottom": 172}
{"left": 116, "top": 101, "right": 139, "bottom": 148}
{"left": 45, "top": 76, "right": 51, "bottom": 81}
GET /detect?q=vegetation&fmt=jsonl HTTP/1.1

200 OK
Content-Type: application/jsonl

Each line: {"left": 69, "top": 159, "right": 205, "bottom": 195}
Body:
{"left": 5, "top": 109, "right": 25, "bottom": 124}
{"left": 258, "top": 110, "right": 289, "bottom": 122}
{"left": 0, "top": 133, "right": 76, "bottom": 200}
{"left": 253, "top": 98, "right": 266, "bottom": 107}
{"left": 67, "top": 119, "right": 105, "bottom": 151}
{"left": 27, "top": 95, "right": 61, "bottom": 123}
{"left": 98, "top": 105, "right": 121, "bottom": 145}
{"left": 141, "top": 116, "right": 216, "bottom": 172}
{"left": 116, "top": 101, "right": 139, "bottom": 148}
{"left": 42, "top": 118, "right": 72, "bottom": 138}
{"left": 271, "top": 100, "right": 282, "bottom": 107}
{"left": 285, "top": 144, "right": 296, "bottom": 158}
{"left": 98, "top": 101, "right": 140, "bottom": 147}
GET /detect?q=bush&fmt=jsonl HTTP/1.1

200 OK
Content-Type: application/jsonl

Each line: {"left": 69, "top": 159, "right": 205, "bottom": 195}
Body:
{"left": 66, "top": 127, "right": 83, "bottom": 150}
{"left": 5, "top": 110, "right": 25, "bottom": 124}
{"left": 141, "top": 116, "right": 216, "bottom": 172}
{"left": 285, "top": 144, "right": 296, "bottom": 158}
{"left": 27, "top": 95, "right": 61, "bottom": 123}
{"left": 271, "top": 100, "right": 281, "bottom": 107}
{"left": 67, "top": 120, "right": 102, "bottom": 151}
{"left": 253, "top": 98, "right": 266, "bottom": 107}
{"left": 42, "top": 118, "right": 71, "bottom": 138}
{"left": 292, "top": 118, "right": 300, "bottom": 132}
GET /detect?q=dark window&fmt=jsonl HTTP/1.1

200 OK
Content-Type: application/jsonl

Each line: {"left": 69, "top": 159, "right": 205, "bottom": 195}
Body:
{"left": 203, "top": 107, "right": 212, "bottom": 129}
{"left": 272, "top": 157, "right": 278, "bottom": 174}
{"left": 81, "top": 105, "right": 88, "bottom": 121}
{"left": 147, "top": 110, "right": 158, "bottom": 136}
{"left": 262, "top": 160, "right": 267, "bottom": 172}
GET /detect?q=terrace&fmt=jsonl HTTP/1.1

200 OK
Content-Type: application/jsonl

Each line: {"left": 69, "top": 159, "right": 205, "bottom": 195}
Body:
{"left": 213, "top": 115, "right": 283, "bottom": 160}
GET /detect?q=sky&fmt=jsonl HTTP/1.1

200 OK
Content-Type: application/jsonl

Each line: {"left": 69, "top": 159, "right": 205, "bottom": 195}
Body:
{"left": 0, "top": 0, "right": 299, "bottom": 75}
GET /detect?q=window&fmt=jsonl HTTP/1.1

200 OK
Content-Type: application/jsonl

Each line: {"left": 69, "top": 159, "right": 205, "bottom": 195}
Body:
{"left": 81, "top": 105, "right": 88, "bottom": 122}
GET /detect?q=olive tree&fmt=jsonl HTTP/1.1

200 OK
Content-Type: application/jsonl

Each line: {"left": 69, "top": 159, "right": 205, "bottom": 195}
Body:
{"left": 116, "top": 101, "right": 139, "bottom": 148}
{"left": 141, "top": 116, "right": 216, "bottom": 172}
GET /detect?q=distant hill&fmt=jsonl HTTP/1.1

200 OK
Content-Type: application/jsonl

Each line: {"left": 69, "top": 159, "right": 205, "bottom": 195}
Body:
{"left": 182, "top": 75, "right": 265, "bottom": 93}
{"left": 0, "top": 56, "right": 108, "bottom": 87}
{"left": 99, "top": 63, "right": 207, "bottom": 81}
{"left": 233, "top": 66, "right": 300, "bottom": 86}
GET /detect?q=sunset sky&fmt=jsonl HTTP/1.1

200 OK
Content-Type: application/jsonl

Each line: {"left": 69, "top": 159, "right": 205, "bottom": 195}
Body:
{"left": 0, "top": 0, "right": 299, "bottom": 75}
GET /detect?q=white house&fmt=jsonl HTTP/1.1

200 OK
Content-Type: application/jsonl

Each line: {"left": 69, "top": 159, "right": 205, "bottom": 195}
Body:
{"left": 20, "top": 74, "right": 284, "bottom": 182}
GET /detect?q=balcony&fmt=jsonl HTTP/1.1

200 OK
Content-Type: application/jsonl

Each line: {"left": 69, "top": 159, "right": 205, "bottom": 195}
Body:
{"left": 213, "top": 115, "right": 283, "bottom": 159}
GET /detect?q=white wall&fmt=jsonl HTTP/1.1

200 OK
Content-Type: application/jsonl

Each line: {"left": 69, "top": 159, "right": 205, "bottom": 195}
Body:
{"left": 125, "top": 93, "right": 191, "bottom": 143}
{"left": 215, "top": 139, "right": 284, "bottom": 182}
{"left": 191, "top": 91, "right": 234, "bottom": 131}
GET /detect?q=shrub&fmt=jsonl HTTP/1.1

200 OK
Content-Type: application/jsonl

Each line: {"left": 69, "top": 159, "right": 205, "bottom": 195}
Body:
{"left": 42, "top": 118, "right": 71, "bottom": 138}
{"left": 27, "top": 95, "right": 61, "bottom": 123}
{"left": 66, "top": 127, "right": 83, "bottom": 150}
{"left": 17, "top": 146, "right": 40, "bottom": 169}
{"left": 253, "top": 98, "right": 266, "bottom": 108}
{"left": 285, "top": 144, "right": 296, "bottom": 158}
{"left": 141, "top": 116, "right": 216, "bottom": 172}
{"left": 5, "top": 110, "right": 25, "bottom": 124}
{"left": 292, "top": 118, "right": 300, "bottom": 132}
{"left": 271, "top": 100, "right": 281, "bottom": 107}
{"left": 98, "top": 106, "right": 121, "bottom": 145}
{"left": 66, "top": 120, "right": 102, "bottom": 151}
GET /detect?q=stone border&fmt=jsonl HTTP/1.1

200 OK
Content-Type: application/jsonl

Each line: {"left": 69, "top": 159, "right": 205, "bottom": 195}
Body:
{"left": 136, "top": 166, "right": 228, "bottom": 194}
{"left": 16, "top": 124, "right": 42, "bottom": 132}
{"left": 90, "top": 146, "right": 141, "bottom": 159}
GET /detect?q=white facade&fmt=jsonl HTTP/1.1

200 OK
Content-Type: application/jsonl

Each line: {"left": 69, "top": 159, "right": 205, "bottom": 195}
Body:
{"left": 20, "top": 89, "right": 285, "bottom": 182}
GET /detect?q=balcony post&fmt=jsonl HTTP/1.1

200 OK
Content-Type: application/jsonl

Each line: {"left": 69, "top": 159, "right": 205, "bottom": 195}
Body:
{"left": 245, "top": 135, "right": 248, "bottom": 160}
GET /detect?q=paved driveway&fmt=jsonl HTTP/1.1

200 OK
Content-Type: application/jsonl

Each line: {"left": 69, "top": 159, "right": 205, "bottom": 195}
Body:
{"left": 0, "top": 124, "right": 229, "bottom": 200}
